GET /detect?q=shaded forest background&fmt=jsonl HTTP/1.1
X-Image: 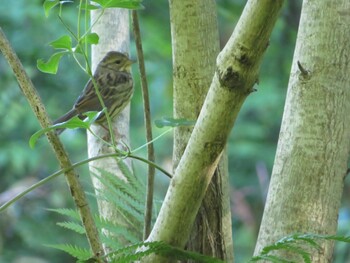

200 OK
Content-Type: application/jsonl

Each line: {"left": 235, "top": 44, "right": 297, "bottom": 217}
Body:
{"left": 1, "top": 1, "right": 349, "bottom": 262}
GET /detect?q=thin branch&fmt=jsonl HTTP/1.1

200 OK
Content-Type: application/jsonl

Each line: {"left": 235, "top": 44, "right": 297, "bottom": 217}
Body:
{"left": 131, "top": 10, "right": 156, "bottom": 240}
{"left": 0, "top": 152, "right": 172, "bottom": 213}
{"left": 0, "top": 27, "right": 105, "bottom": 261}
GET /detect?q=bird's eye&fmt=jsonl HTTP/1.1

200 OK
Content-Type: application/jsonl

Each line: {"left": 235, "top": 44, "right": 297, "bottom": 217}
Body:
{"left": 115, "top": 60, "right": 122, "bottom": 64}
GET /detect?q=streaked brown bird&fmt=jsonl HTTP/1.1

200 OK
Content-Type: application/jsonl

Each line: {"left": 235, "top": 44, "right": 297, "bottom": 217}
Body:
{"left": 53, "top": 51, "right": 135, "bottom": 134}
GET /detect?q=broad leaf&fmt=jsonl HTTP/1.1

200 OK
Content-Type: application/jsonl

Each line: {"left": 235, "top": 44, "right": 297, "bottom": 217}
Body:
{"left": 81, "top": 33, "right": 99, "bottom": 45}
{"left": 29, "top": 112, "right": 101, "bottom": 148}
{"left": 43, "top": 0, "right": 74, "bottom": 16}
{"left": 49, "top": 35, "right": 72, "bottom": 50}
{"left": 37, "top": 52, "right": 65, "bottom": 74}
{"left": 80, "top": 3, "right": 101, "bottom": 10}
{"left": 43, "top": 0, "right": 60, "bottom": 17}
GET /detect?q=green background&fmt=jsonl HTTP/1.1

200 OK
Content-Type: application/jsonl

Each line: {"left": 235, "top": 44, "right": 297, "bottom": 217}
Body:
{"left": 1, "top": 1, "right": 349, "bottom": 262}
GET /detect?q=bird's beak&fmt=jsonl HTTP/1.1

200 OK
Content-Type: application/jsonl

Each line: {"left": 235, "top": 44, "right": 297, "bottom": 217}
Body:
{"left": 124, "top": 59, "right": 136, "bottom": 71}
{"left": 128, "top": 58, "right": 137, "bottom": 65}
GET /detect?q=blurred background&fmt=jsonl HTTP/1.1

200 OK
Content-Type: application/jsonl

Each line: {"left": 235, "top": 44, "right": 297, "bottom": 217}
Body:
{"left": 1, "top": 0, "right": 349, "bottom": 262}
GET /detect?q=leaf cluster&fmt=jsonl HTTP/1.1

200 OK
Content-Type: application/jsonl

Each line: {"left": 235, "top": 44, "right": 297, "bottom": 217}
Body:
{"left": 251, "top": 233, "right": 350, "bottom": 263}
{"left": 47, "top": 164, "right": 224, "bottom": 262}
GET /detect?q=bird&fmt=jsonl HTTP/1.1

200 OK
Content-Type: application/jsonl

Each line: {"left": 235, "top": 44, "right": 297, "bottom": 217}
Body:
{"left": 53, "top": 51, "right": 135, "bottom": 134}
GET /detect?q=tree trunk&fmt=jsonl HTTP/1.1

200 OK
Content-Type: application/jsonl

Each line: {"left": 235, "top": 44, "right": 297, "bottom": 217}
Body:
{"left": 254, "top": 0, "right": 350, "bottom": 262}
{"left": 142, "top": 1, "right": 283, "bottom": 262}
{"left": 88, "top": 8, "right": 134, "bottom": 250}
{"left": 169, "top": 0, "right": 233, "bottom": 261}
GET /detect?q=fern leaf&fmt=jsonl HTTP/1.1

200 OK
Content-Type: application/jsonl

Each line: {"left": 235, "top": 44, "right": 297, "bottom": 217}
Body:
{"left": 116, "top": 159, "right": 144, "bottom": 192}
{"left": 95, "top": 183, "right": 144, "bottom": 215}
{"left": 97, "top": 216, "right": 140, "bottom": 243}
{"left": 105, "top": 241, "right": 225, "bottom": 263}
{"left": 324, "top": 235, "right": 350, "bottom": 243}
{"left": 95, "top": 188, "right": 144, "bottom": 223}
{"left": 94, "top": 166, "right": 145, "bottom": 204}
{"left": 57, "top": 221, "right": 86, "bottom": 234}
{"left": 47, "top": 208, "right": 80, "bottom": 220}
{"left": 250, "top": 254, "right": 296, "bottom": 263}
{"left": 46, "top": 243, "right": 91, "bottom": 260}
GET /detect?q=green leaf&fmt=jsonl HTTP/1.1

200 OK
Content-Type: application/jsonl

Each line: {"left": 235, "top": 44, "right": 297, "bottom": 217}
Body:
{"left": 52, "top": 111, "right": 99, "bottom": 129}
{"left": 57, "top": 221, "right": 86, "bottom": 234}
{"left": 29, "top": 126, "right": 56, "bottom": 148}
{"left": 37, "top": 52, "right": 65, "bottom": 74}
{"left": 154, "top": 117, "right": 196, "bottom": 128}
{"left": 45, "top": 244, "right": 91, "bottom": 260}
{"left": 81, "top": 3, "right": 102, "bottom": 10}
{"left": 43, "top": 0, "right": 60, "bottom": 17}
{"left": 250, "top": 255, "right": 294, "bottom": 263}
{"left": 106, "top": 241, "right": 225, "bottom": 263}
{"left": 47, "top": 208, "right": 80, "bottom": 220}
{"left": 91, "top": 0, "right": 144, "bottom": 9}
{"left": 29, "top": 112, "right": 100, "bottom": 148}
{"left": 81, "top": 33, "right": 99, "bottom": 45}
{"left": 73, "top": 45, "right": 84, "bottom": 54}
{"left": 49, "top": 35, "right": 72, "bottom": 50}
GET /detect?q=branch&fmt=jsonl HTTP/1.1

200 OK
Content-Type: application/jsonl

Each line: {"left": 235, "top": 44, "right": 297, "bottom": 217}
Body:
{"left": 131, "top": 10, "right": 156, "bottom": 240}
{"left": 141, "top": 0, "right": 284, "bottom": 261}
{"left": 0, "top": 27, "right": 104, "bottom": 261}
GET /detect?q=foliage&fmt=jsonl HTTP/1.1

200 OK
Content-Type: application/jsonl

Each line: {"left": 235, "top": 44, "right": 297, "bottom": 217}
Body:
{"left": 46, "top": 165, "right": 224, "bottom": 262}
{"left": 1, "top": 0, "right": 350, "bottom": 262}
{"left": 251, "top": 233, "right": 350, "bottom": 263}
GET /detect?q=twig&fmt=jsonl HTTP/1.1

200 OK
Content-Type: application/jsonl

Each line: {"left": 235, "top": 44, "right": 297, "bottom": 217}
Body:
{"left": 0, "top": 152, "right": 172, "bottom": 213}
{"left": 131, "top": 10, "right": 156, "bottom": 240}
{"left": 297, "top": 60, "right": 310, "bottom": 76}
{"left": 0, "top": 27, "right": 105, "bottom": 261}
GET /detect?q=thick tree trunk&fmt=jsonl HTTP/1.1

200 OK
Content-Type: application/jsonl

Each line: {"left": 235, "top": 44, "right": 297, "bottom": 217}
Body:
{"left": 88, "top": 8, "right": 134, "bottom": 249}
{"left": 169, "top": 0, "right": 233, "bottom": 261}
{"left": 142, "top": 1, "right": 283, "bottom": 262}
{"left": 254, "top": 0, "right": 350, "bottom": 262}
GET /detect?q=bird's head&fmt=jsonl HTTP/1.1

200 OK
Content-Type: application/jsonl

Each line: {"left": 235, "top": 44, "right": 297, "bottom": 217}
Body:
{"left": 99, "top": 51, "right": 135, "bottom": 72}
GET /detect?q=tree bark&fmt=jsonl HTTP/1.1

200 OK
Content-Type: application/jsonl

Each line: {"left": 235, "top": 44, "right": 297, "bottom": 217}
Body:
{"left": 88, "top": 8, "right": 134, "bottom": 249}
{"left": 169, "top": 0, "right": 233, "bottom": 261}
{"left": 142, "top": 1, "right": 283, "bottom": 262}
{"left": 254, "top": 0, "right": 350, "bottom": 262}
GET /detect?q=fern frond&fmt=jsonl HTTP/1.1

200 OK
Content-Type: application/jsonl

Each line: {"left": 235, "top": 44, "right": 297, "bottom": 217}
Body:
{"left": 252, "top": 233, "right": 350, "bottom": 263}
{"left": 47, "top": 208, "right": 80, "bottom": 220}
{"left": 57, "top": 221, "right": 86, "bottom": 234}
{"left": 104, "top": 241, "right": 225, "bottom": 263}
{"left": 116, "top": 158, "right": 144, "bottom": 192}
{"left": 97, "top": 216, "right": 140, "bottom": 244}
{"left": 46, "top": 243, "right": 91, "bottom": 260}
{"left": 100, "top": 234, "right": 124, "bottom": 251}
{"left": 95, "top": 188, "right": 144, "bottom": 224}
{"left": 94, "top": 167, "right": 145, "bottom": 205}
{"left": 95, "top": 182, "right": 144, "bottom": 215}
{"left": 250, "top": 254, "right": 295, "bottom": 263}
{"left": 324, "top": 235, "right": 350, "bottom": 243}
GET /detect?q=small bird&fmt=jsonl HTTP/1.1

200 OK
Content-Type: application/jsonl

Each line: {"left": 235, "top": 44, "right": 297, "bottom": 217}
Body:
{"left": 53, "top": 51, "right": 135, "bottom": 134}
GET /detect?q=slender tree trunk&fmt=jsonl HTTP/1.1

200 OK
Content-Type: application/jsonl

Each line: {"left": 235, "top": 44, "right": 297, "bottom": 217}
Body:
{"left": 254, "top": 0, "right": 350, "bottom": 262}
{"left": 88, "top": 8, "right": 134, "bottom": 249}
{"left": 142, "top": 1, "right": 283, "bottom": 262}
{"left": 169, "top": 0, "right": 233, "bottom": 260}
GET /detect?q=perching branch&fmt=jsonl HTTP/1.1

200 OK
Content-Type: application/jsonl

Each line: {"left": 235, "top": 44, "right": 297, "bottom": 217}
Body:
{"left": 0, "top": 27, "right": 104, "bottom": 261}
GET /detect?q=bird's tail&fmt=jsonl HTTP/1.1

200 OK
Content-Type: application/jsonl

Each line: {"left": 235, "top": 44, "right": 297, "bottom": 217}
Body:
{"left": 53, "top": 108, "right": 78, "bottom": 135}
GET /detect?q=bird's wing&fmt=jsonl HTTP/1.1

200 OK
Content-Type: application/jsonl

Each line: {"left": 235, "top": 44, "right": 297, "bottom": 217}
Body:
{"left": 73, "top": 72, "right": 132, "bottom": 113}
